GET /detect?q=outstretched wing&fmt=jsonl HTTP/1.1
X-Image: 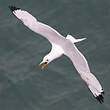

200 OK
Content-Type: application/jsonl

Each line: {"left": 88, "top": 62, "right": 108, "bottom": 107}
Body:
{"left": 9, "top": 6, "right": 65, "bottom": 44}
{"left": 64, "top": 43, "right": 104, "bottom": 103}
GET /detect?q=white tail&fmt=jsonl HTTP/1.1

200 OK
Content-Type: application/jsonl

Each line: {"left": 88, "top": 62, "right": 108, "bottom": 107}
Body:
{"left": 66, "top": 35, "right": 86, "bottom": 43}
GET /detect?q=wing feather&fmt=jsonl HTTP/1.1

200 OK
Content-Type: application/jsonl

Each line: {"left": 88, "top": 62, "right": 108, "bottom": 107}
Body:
{"left": 9, "top": 6, "right": 64, "bottom": 43}
{"left": 64, "top": 43, "right": 104, "bottom": 103}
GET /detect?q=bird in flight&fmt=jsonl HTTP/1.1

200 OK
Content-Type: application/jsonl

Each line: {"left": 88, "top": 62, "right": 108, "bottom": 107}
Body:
{"left": 9, "top": 6, "right": 104, "bottom": 103}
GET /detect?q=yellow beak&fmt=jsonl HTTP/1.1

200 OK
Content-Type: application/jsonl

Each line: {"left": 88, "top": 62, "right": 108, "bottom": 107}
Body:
{"left": 40, "top": 61, "right": 47, "bottom": 70}
{"left": 40, "top": 61, "right": 44, "bottom": 65}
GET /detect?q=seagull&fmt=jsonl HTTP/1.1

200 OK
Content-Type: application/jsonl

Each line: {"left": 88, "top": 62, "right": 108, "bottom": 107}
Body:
{"left": 9, "top": 6, "right": 104, "bottom": 103}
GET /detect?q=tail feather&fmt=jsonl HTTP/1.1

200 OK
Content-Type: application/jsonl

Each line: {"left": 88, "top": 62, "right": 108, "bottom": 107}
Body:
{"left": 66, "top": 35, "right": 86, "bottom": 43}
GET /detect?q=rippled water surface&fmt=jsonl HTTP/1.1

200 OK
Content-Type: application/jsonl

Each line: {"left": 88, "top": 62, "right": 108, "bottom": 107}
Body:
{"left": 0, "top": 0, "right": 110, "bottom": 110}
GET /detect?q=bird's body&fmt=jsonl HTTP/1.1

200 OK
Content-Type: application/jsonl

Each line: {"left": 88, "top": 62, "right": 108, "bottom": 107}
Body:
{"left": 9, "top": 6, "right": 104, "bottom": 103}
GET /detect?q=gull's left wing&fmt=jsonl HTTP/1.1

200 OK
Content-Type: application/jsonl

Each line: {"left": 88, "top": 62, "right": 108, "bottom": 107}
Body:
{"left": 9, "top": 6, "right": 65, "bottom": 44}
{"left": 64, "top": 43, "right": 104, "bottom": 103}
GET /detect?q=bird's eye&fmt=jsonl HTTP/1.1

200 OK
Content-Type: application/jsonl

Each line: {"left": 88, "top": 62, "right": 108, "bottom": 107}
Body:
{"left": 46, "top": 59, "right": 49, "bottom": 61}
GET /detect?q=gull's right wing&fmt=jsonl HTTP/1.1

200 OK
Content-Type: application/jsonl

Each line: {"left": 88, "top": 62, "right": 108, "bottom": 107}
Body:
{"left": 9, "top": 6, "right": 65, "bottom": 44}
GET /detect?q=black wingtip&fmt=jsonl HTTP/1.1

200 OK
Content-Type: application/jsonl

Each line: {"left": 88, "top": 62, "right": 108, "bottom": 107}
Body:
{"left": 101, "top": 90, "right": 105, "bottom": 95}
{"left": 96, "top": 94, "right": 104, "bottom": 104}
{"left": 9, "top": 6, "right": 20, "bottom": 12}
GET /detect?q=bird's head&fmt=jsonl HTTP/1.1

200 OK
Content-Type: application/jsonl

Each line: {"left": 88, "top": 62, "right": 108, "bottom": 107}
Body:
{"left": 40, "top": 55, "right": 51, "bottom": 70}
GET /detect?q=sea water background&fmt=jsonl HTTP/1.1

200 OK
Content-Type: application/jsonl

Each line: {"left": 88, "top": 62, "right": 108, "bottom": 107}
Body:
{"left": 0, "top": 0, "right": 110, "bottom": 110}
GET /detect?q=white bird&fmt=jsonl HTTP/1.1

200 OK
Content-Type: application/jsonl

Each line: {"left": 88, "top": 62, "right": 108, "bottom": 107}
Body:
{"left": 9, "top": 6, "right": 104, "bottom": 103}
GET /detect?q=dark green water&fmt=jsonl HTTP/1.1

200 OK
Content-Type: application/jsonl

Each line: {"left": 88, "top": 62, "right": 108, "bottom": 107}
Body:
{"left": 0, "top": 0, "right": 110, "bottom": 110}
